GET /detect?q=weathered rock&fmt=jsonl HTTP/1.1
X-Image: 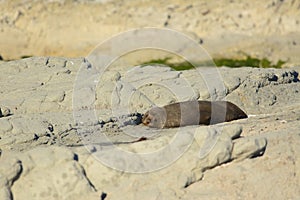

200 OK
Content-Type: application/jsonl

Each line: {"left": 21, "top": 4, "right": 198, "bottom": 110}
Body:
{"left": 0, "top": 119, "right": 13, "bottom": 133}
{"left": 185, "top": 125, "right": 267, "bottom": 188}
{"left": 0, "top": 107, "right": 11, "bottom": 118}
{"left": 232, "top": 137, "right": 267, "bottom": 161}
{"left": 0, "top": 146, "right": 101, "bottom": 200}
{"left": 0, "top": 57, "right": 299, "bottom": 199}
{"left": 0, "top": 156, "right": 22, "bottom": 200}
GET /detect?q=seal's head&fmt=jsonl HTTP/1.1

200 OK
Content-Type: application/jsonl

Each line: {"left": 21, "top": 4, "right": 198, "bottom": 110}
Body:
{"left": 142, "top": 107, "right": 167, "bottom": 129}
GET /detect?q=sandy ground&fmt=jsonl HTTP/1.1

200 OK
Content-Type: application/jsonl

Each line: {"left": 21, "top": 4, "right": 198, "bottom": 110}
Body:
{"left": 0, "top": 0, "right": 300, "bottom": 200}
{"left": 1, "top": 0, "right": 300, "bottom": 66}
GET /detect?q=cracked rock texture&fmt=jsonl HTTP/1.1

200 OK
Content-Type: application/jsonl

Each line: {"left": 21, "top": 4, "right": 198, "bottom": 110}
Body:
{"left": 0, "top": 57, "right": 300, "bottom": 199}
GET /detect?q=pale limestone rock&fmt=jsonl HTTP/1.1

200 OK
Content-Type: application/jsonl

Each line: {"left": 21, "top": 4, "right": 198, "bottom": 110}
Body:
{"left": 0, "top": 119, "right": 12, "bottom": 133}
{"left": 5, "top": 146, "right": 100, "bottom": 200}
{"left": 0, "top": 107, "right": 10, "bottom": 118}
{"left": 186, "top": 125, "right": 267, "bottom": 188}
{"left": 232, "top": 137, "right": 267, "bottom": 161}
{"left": 0, "top": 156, "right": 22, "bottom": 200}
{"left": 0, "top": 57, "right": 299, "bottom": 199}
{"left": 46, "top": 90, "right": 66, "bottom": 102}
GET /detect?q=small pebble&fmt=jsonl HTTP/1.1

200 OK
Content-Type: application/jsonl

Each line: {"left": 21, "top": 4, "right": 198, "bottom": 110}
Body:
{"left": 48, "top": 124, "right": 54, "bottom": 132}
{"left": 0, "top": 107, "right": 11, "bottom": 117}
{"left": 101, "top": 192, "right": 107, "bottom": 200}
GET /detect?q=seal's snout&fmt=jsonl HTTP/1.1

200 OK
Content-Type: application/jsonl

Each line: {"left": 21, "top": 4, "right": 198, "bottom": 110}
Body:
{"left": 142, "top": 112, "right": 151, "bottom": 125}
{"left": 142, "top": 107, "right": 167, "bottom": 129}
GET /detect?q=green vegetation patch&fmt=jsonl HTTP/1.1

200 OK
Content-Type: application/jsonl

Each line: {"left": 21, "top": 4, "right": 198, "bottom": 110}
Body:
{"left": 213, "top": 56, "right": 285, "bottom": 69}
{"left": 140, "top": 57, "right": 194, "bottom": 71}
{"left": 141, "top": 56, "right": 285, "bottom": 71}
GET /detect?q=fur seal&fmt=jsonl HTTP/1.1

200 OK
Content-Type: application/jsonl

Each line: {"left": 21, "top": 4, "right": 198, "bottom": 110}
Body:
{"left": 142, "top": 101, "right": 247, "bottom": 128}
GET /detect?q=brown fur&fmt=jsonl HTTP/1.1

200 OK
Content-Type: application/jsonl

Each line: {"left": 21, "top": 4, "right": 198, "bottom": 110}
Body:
{"left": 142, "top": 101, "right": 247, "bottom": 128}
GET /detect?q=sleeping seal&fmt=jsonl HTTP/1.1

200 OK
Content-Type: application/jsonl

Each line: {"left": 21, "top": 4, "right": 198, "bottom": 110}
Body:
{"left": 142, "top": 101, "right": 247, "bottom": 128}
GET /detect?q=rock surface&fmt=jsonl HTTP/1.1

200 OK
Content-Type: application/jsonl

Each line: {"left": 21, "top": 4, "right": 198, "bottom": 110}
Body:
{"left": 0, "top": 57, "right": 299, "bottom": 199}
{"left": 1, "top": 146, "right": 98, "bottom": 200}
{"left": 0, "top": 107, "right": 10, "bottom": 118}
